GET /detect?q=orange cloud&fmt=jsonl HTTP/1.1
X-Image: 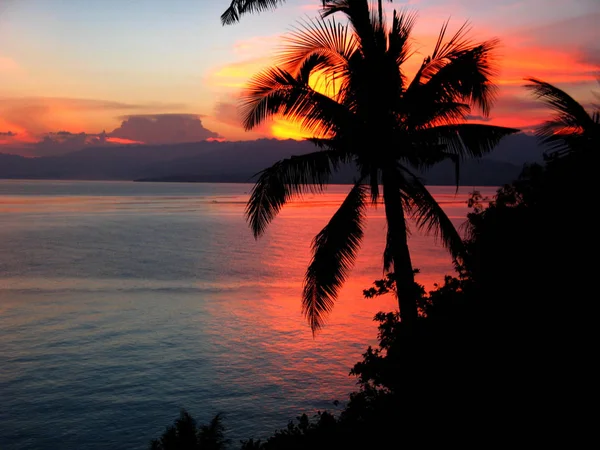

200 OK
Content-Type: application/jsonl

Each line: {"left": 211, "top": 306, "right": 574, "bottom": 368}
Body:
{"left": 0, "top": 117, "right": 38, "bottom": 146}
{"left": 0, "top": 56, "right": 20, "bottom": 73}
{"left": 0, "top": 97, "right": 189, "bottom": 148}
{"left": 499, "top": 47, "right": 597, "bottom": 86}
{"left": 105, "top": 137, "right": 143, "bottom": 145}
{"left": 208, "top": 57, "right": 275, "bottom": 89}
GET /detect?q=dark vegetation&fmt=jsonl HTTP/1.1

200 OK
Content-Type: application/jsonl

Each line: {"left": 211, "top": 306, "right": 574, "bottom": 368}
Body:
{"left": 150, "top": 75, "right": 598, "bottom": 447}
{"left": 150, "top": 411, "right": 229, "bottom": 450}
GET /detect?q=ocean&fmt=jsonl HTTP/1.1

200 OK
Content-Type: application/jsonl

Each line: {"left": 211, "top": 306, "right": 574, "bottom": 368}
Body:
{"left": 0, "top": 180, "right": 498, "bottom": 449}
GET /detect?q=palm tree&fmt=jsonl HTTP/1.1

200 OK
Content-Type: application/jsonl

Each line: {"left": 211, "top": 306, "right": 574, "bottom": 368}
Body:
{"left": 221, "top": 0, "right": 392, "bottom": 26}
{"left": 525, "top": 78, "right": 599, "bottom": 159}
{"left": 242, "top": 0, "right": 517, "bottom": 332}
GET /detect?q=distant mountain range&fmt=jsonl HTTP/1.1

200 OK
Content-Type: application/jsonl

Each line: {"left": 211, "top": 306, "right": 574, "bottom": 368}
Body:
{"left": 0, "top": 134, "right": 545, "bottom": 186}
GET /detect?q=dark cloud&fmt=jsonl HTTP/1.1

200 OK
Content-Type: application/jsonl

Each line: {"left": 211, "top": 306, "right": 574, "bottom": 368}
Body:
{"left": 33, "top": 131, "right": 111, "bottom": 155}
{"left": 581, "top": 46, "right": 600, "bottom": 67}
{"left": 212, "top": 100, "right": 271, "bottom": 138}
{"left": 0, "top": 131, "right": 17, "bottom": 137}
{"left": 109, "top": 114, "right": 221, "bottom": 145}
{"left": 213, "top": 101, "right": 242, "bottom": 128}
{"left": 521, "top": 12, "right": 600, "bottom": 67}
{"left": 524, "top": 13, "right": 599, "bottom": 48}
{"left": 0, "top": 131, "right": 117, "bottom": 157}
{"left": 494, "top": 96, "right": 546, "bottom": 112}
{"left": 466, "top": 115, "right": 492, "bottom": 122}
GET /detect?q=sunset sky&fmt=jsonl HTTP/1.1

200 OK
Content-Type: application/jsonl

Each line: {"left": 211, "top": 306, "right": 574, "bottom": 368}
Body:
{"left": 0, "top": 0, "right": 598, "bottom": 156}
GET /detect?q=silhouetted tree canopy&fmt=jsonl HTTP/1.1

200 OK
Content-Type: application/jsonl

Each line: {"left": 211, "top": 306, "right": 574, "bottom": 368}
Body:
{"left": 150, "top": 411, "right": 229, "bottom": 450}
{"left": 463, "top": 78, "right": 599, "bottom": 323}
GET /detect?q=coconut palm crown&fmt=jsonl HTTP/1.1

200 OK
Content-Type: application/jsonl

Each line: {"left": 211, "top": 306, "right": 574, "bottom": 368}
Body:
{"left": 241, "top": 0, "right": 518, "bottom": 332}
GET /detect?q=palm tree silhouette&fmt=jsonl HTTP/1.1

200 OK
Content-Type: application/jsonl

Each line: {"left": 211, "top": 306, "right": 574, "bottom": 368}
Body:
{"left": 221, "top": 0, "right": 392, "bottom": 26}
{"left": 242, "top": 0, "right": 517, "bottom": 332}
{"left": 525, "top": 77, "right": 599, "bottom": 159}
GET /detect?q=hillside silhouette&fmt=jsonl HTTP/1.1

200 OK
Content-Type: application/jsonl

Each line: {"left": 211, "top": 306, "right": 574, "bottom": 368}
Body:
{"left": 0, "top": 134, "right": 543, "bottom": 185}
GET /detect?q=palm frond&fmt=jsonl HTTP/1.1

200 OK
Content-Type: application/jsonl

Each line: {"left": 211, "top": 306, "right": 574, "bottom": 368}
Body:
{"left": 221, "top": 0, "right": 241, "bottom": 25}
{"left": 400, "top": 166, "right": 466, "bottom": 262}
{"left": 430, "top": 21, "right": 473, "bottom": 61}
{"left": 306, "top": 136, "right": 358, "bottom": 158}
{"left": 241, "top": 66, "right": 353, "bottom": 136}
{"left": 279, "top": 17, "right": 357, "bottom": 81}
{"left": 403, "top": 124, "right": 516, "bottom": 188}
{"left": 221, "top": 0, "right": 286, "bottom": 25}
{"left": 401, "top": 33, "right": 501, "bottom": 128}
{"left": 387, "top": 9, "right": 417, "bottom": 67}
{"left": 405, "top": 20, "right": 500, "bottom": 119}
{"left": 306, "top": 136, "right": 340, "bottom": 150}
{"left": 321, "top": 0, "right": 375, "bottom": 53}
{"left": 429, "top": 39, "right": 500, "bottom": 116}
{"left": 400, "top": 100, "right": 471, "bottom": 129}
{"left": 303, "top": 183, "right": 367, "bottom": 333}
{"left": 368, "top": 167, "right": 380, "bottom": 204}
{"left": 422, "top": 124, "right": 519, "bottom": 158}
{"left": 525, "top": 77, "right": 596, "bottom": 154}
{"left": 408, "top": 20, "right": 473, "bottom": 88}
{"left": 525, "top": 78, "right": 594, "bottom": 129}
{"left": 246, "top": 150, "right": 345, "bottom": 238}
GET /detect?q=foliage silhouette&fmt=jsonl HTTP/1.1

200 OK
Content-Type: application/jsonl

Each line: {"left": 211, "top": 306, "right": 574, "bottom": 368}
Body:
{"left": 221, "top": 0, "right": 286, "bottom": 25}
{"left": 150, "top": 410, "right": 229, "bottom": 450}
{"left": 241, "top": 0, "right": 517, "bottom": 332}
{"left": 525, "top": 77, "right": 599, "bottom": 159}
{"left": 463, "top": 78, "right": 599, "bottom": 322}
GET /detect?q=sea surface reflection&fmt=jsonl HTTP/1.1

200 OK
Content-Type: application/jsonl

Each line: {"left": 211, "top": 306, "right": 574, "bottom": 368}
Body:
{"left": 0, "top": 181, "right": 498, "bottom": 449}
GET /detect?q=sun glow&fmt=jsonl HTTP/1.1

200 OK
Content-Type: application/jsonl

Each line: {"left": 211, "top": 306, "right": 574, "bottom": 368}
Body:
{"left": 269, "top": 70, "right": 340, "bottom": 140}
{"left": 270, "top": 119, "right": 313, "bottom": 140}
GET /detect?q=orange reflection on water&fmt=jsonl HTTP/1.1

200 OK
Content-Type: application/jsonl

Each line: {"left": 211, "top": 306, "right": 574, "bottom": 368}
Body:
{"left": 201, "top": 186, "right": 494, "bottom": 402}
{"left": 0, "top": 185, "right": 499, "bottom": 413}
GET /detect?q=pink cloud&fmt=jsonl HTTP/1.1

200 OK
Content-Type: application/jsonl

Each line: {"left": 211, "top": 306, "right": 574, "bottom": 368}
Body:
{"left": 0, "top": 56, "right": 19, "bottom": 73}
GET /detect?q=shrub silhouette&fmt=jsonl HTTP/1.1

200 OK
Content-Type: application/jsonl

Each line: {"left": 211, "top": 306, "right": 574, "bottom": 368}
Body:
{"left": 150, "top": 411, "right": 229, "bottom": 450}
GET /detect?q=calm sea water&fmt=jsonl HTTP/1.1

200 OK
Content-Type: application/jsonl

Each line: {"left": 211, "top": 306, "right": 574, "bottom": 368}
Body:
{"left": 0, "top": 181, "right": 497, "bottom": 449}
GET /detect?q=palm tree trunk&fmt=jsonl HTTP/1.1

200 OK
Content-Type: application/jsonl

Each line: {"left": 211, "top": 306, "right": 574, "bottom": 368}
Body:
{"left": 378, "top": 0, "right": 383, "bottom": 27}
{"left": 383, "top": 173, "right": 418, "bottom": 328}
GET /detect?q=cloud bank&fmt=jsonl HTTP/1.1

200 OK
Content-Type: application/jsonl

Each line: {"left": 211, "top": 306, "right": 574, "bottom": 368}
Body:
{"left": 111, "top": 114, "right": 221, "bottom": 145}
{"left": 0, "top": 113, "right": 222, "bottom": 157}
